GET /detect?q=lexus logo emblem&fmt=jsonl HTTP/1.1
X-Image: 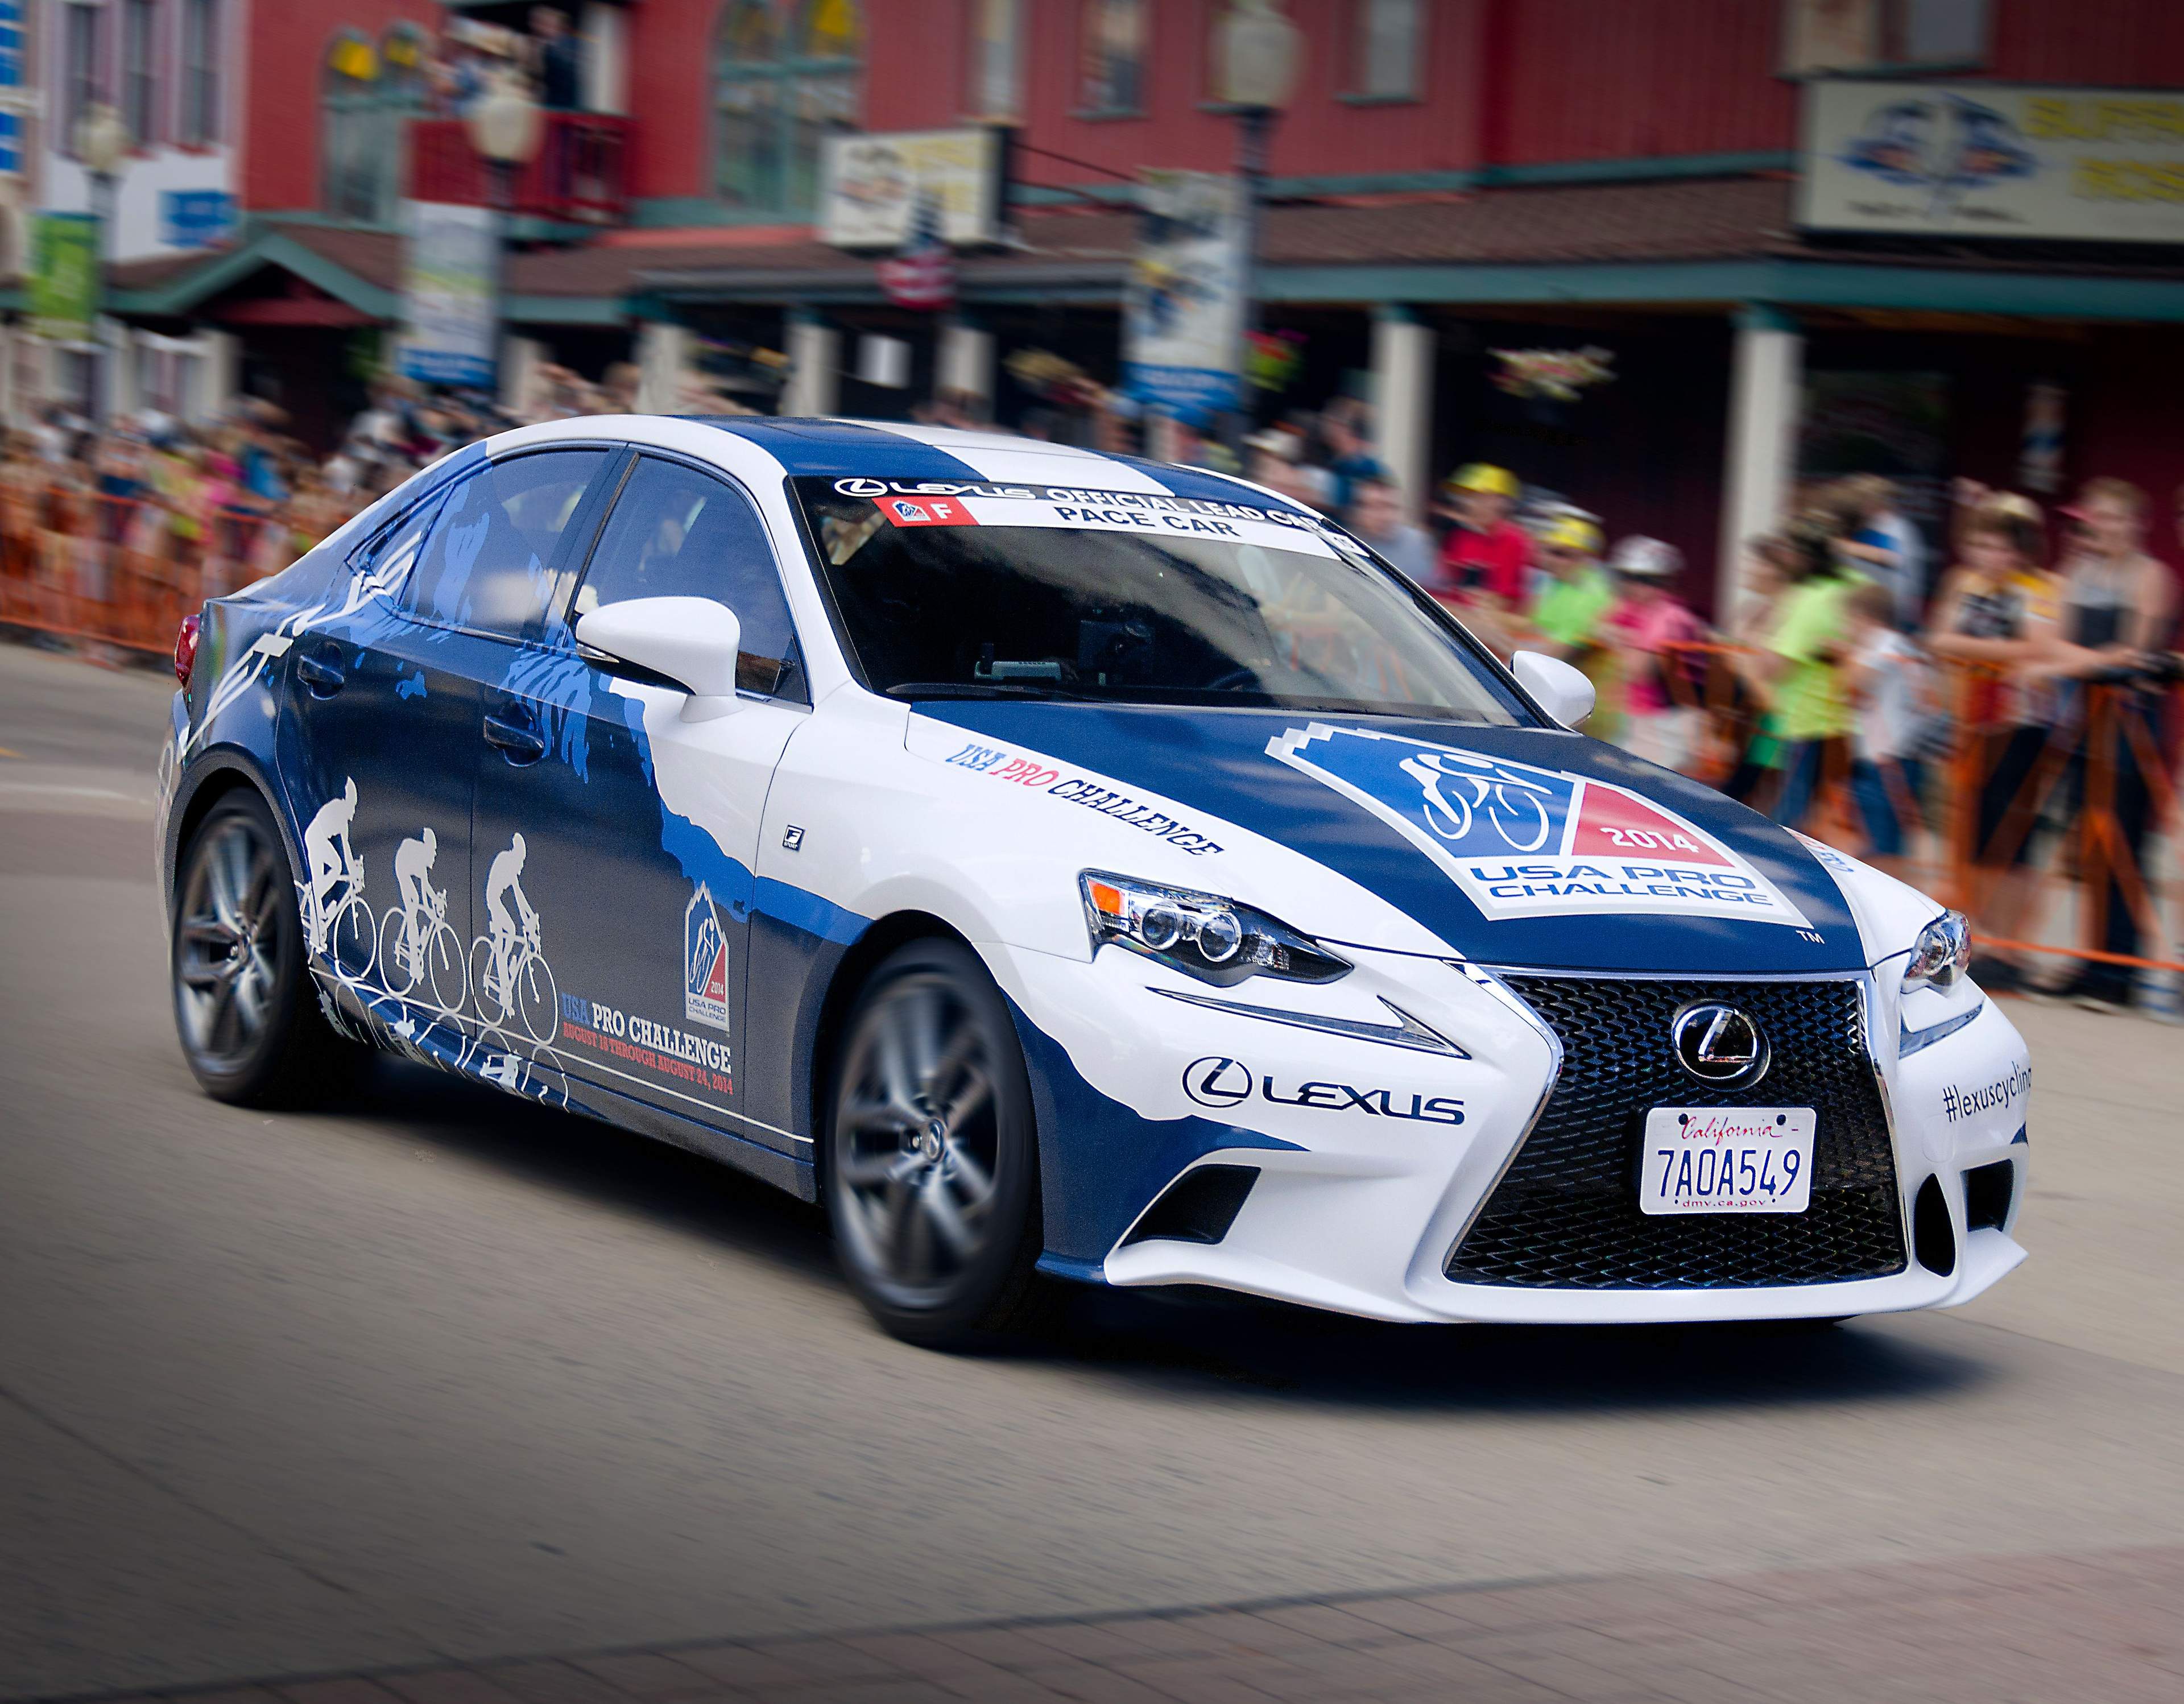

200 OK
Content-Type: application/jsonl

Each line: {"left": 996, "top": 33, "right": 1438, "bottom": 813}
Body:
{"left": 1670, "top": 1003, "right": 1769, "bottom": 1089}
{"left": 1182, "top": 1056, "right": 1253, "bottom": 1108}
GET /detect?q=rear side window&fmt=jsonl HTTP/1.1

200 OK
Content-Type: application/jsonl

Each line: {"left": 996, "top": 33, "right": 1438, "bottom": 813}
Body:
{"left": 570, "top": 456, "right": 800, "bottom": 697}
{"left": 353, "top": 487, "right": 446, "bottom": 592}
{"left": 402, "top": 449, "right": 607, "bottom": 638}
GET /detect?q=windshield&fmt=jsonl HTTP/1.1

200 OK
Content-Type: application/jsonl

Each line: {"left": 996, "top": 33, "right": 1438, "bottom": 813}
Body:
{"left": 792, "top": 478, "right": 1529, "bottom": 724}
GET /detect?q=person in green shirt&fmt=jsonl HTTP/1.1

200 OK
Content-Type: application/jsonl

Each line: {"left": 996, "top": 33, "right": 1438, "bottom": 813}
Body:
{"left": 1764, "top": 519, "right": 1864, "bottom": 829}
{"left": 1528, "top": 512, "right": 1620, "bottom": 739}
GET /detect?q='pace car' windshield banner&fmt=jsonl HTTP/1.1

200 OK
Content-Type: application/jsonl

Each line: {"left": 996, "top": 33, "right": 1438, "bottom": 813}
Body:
{"left": 1268, "top": 723, "right": 1813, "bottom": 929}
{"left": 835, "top": 477, "right": 1338, "bottom": 557}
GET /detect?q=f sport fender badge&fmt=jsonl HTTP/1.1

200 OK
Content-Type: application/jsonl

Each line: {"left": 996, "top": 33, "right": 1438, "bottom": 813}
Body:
{"left": 1265, "top": 723, "right": 1813, "bottom": 929}
{"left": 684, "top": 884, "right": 731, "bottom": 1033}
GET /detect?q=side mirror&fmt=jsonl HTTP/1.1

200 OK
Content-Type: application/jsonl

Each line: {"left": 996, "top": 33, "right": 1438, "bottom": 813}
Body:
{"left": 575, "top": 595, "right": 744, "bottom": 721}
{"left": 1511, "top": 650, "right": 1595, "bottom": 729}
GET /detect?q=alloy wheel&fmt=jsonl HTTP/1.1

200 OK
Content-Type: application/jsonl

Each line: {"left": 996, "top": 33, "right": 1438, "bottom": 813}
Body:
{"left": 175, "top": 814, "right": 286, "bottom": 1070}
{"left": 833, "top": 970, "right": 1003, "bottom": 1305}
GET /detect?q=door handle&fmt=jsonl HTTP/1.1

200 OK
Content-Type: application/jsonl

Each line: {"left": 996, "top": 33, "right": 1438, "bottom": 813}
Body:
{"left": 483, "top": 709, "right": 548, "bottom": 764}
{"left": 297, "top": 650, "right": 346, "bottom": 696}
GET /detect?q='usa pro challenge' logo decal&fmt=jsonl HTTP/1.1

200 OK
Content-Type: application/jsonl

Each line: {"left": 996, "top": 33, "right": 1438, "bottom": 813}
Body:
{"left": 1267, "top": 724, "right": 1812, "bottom": 929}
{"left": 684, "top": 884, "right": 731, "bottom": 1032}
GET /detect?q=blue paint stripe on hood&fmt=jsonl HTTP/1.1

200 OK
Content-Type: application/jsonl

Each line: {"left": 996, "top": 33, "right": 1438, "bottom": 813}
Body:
{"left": 918, "top": 701, "right": 1864, "bottom": 975}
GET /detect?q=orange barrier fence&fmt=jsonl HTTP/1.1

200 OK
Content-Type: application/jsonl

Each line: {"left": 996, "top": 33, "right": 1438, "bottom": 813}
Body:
{"left": 0, "top": 486, "right": 293, "bottom": 657}
{"left": 1646, "top": 640, "right": 2183, "bottom": 979}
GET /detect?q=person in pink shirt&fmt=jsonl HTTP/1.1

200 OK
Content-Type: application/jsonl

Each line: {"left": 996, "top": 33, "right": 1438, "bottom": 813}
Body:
{"left": 1604, "top": 535, "right": 1707, "bottom": 772}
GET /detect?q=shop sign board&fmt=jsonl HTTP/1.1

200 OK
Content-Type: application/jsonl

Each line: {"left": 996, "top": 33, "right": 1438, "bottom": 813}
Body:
{"left": 160, "top": 190, "right": 235, "bottom": 250}
{"left": 29, "top": 212, "right": 98, "bottom": 342}
{"left": 1800, "top": 80, "right": 2184, "bottom": 245}
{"left": 1121, "top": 169, "right": 1247, "bottom": 427}
{"left": 398, "top": 201, "right": 498, "bottom": 388}
{"left": 820, "top": 128, "right": 1006, "bottom": 249}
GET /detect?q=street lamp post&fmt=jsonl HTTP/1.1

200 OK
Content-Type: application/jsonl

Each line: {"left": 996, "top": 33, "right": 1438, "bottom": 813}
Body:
{"left": 74, "top": 101, "right": 132, "bottom": 425}
{"left": 462, "top": 68, "right": 544, "bottom": 396}
{"left": 1213, "top": 1, "right": 1300, "bottom": 452}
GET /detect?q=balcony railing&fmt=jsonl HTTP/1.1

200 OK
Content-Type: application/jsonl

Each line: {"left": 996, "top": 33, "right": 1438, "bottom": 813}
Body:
{"left": 407, "top": 112, "right": 631, "bottom": 224}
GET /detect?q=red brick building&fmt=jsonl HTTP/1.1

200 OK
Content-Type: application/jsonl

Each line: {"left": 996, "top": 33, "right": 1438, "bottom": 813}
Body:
{"left": 55, "top": 1, "right": 2184, "bottom": 604}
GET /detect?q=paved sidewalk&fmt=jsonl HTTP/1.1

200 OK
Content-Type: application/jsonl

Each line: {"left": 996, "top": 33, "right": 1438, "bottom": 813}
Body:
{"left": 43, "top": 1545, "right": 2182, "bottom": 1704}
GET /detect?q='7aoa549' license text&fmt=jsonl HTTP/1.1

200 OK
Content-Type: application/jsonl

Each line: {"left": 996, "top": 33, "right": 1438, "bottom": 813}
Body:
{"left": 155, "top": 417, "right": 2029, "bottom": 1346}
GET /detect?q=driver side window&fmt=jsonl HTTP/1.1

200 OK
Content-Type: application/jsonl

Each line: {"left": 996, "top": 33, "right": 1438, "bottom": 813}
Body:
{"left": 571, "top": 457, "right": 801, "bottom": 698}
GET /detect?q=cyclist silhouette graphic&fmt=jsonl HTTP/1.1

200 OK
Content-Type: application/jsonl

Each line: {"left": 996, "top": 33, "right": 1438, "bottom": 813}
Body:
{"left": 1397, "top": 750, "right": 1558, "bottom": 853}
{"left": 301, "top": 777, "right": 361, "bottom": 949}
{"left": 390, "top": 828, "right": 446, "bottom": 984}
{"left": 483, "top": 832, "right": 540, "bottom": 1002}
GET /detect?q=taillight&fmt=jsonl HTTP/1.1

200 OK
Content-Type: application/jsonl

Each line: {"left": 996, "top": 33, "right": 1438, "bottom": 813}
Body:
{"left": 174, "top": 613, "right": 201, "bottom": 687}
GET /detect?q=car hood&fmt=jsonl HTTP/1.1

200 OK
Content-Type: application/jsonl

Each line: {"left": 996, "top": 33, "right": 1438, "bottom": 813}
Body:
{"left": 913, "top": 701, "right": 1869, "bottom": 975}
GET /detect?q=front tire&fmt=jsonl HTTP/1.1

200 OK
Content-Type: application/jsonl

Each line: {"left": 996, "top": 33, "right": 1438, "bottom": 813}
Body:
{"left": 825, "top": 938, "right": 1044, "bottom": 1348}
{"left": 171, "top": 788, "right": 365, "bottom": 1106}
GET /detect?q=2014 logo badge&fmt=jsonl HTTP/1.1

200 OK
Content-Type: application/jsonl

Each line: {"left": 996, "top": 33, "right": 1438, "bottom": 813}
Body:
{"left": 684, "top": 884, "right": 731, "bottom": 1033}
{"left": 1265, "top": 723, "right": 1813, "bottom": 929}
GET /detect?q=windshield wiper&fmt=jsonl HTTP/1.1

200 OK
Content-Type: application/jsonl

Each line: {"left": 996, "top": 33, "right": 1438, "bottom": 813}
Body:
{"left": 884, "top": 680, "right": 1097, "bottom": 701}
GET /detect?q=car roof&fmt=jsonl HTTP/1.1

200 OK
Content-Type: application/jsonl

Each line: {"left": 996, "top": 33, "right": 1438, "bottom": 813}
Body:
{"left": 487, "top": 415, "right": 1308, "bottom": 516}
{"left": 681, "top": 416, "right": 1310, "bottom": 514}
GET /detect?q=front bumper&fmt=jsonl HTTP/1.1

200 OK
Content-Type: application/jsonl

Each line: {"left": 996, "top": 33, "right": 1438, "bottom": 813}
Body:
{"left": 990, "top": 941, "right": 2028, "bottom": 1325}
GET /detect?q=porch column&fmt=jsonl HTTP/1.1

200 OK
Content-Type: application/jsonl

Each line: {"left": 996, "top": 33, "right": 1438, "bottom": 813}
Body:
{"left": 634, "top": 320, "right": 689, "bottom": 413}
{"left": 1719, "top": 304, "right": 1804, "bottom": 612}
{"left": 936, "top": 314, "right": 994, "bottom": 416}
{"left": 781, "top": 311, "right": 839, "bottom": 418}
{"left": 1371, "top": 305, "right": 1434, "bottom": 520}
{"left": 500, "top": 335, "right": 547, "bottom": 415}
{"left": 200, "top": 332, "right": 239, "bottom": 421}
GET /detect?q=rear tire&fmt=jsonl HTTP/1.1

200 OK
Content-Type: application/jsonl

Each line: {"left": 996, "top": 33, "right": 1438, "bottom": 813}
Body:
{"left": 825, "top": 937, "right": 1045, "bottom": 1349}
{"left": 171, "top": 788, "right": 366, "bottom": 1107}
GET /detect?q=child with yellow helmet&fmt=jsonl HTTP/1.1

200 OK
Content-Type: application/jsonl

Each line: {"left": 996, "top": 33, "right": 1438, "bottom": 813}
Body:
{"left": 1527, "top": 512, "right": 1622, "bottom": 740}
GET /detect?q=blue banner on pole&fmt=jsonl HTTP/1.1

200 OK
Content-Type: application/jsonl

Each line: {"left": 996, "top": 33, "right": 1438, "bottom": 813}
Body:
{"left": 399, "top": 201, "right": 499, "bottom": 391}
{"left": 1121, "top": 171, "right": 1247, "bottom": 430}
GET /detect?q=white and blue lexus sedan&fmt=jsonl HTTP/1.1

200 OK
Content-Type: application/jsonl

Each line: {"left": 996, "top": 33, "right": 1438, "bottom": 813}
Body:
{"left": 156, "top": 416, "right": 2031, "bottom": 1346}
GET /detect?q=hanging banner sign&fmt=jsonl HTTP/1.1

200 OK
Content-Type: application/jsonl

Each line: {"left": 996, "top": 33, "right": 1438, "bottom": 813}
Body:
{"left": 29, "top": 212, "right": 99, "bottom": 342}
{"left": 1121, "top": 169, "right": 1247, "bottom": 427}
{"left": 1800, "top": 80, "right": 2184, "bottom": 245}
{"left": 820, "top": 128, "right": 1007, "bottom": 249}
{"left": 398, "top": 200, "right": 498, "bottom": 388}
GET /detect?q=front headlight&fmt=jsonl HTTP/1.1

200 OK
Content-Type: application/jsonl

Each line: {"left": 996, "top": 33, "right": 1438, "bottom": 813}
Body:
{"left": 1902, "top": 909, "right": 1971, "bottom": 992}
{"left": 1081, "top": 871, "right": 1350, "bottom": 986}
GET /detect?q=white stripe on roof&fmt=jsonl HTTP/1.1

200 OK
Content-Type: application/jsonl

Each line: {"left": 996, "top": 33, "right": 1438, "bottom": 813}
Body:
{"left": 850, "top": 421, "right": 1174, "bottom": 494}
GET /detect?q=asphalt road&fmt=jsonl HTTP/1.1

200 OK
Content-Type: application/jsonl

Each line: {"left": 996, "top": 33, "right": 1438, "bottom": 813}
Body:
{"left": 3, "top": 639, "right": 2182, "bottom": 1700}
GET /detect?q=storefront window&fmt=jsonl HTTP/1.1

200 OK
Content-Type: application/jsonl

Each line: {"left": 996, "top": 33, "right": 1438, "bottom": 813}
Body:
{"left": 1781, "top": 0, "right": 1989, "bottom": 75}
{"left": 1356, "top": 0, "right": 1422, "bottom": 100}
{"left": 180, "top": 0, "right": 220, "bottom": 146}
{"left": 321, "top": 27, "right": 424, "bottom": 227}
{"left": 121, "top": 0, "right": 156, "bottom": 147}
{"left": 715, "top": 0, "right": 865, "bottom": 217}
{"left": 63, "top": 1, "right": 103, "bottom": 158}
{"left": 1079, "top": 0, "right": 1145, "bottom": 115}
{"left": 969, "top": 0, "right": 1023, "bottom": 122}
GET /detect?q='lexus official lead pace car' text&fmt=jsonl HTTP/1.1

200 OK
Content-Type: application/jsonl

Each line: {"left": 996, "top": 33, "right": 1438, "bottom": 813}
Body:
{"left": 156, "top": 418, "right": 2030, "bottom": 1345}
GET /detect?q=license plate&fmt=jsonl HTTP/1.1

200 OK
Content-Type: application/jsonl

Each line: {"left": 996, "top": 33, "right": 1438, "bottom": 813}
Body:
{"left": 1640, "top": 1108, "right": 1817, "bottom": 1214}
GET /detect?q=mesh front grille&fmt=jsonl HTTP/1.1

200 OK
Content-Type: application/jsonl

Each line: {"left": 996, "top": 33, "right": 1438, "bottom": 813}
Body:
{"left": 1445, "top": 975, "right": 1906, "bottom": 1289}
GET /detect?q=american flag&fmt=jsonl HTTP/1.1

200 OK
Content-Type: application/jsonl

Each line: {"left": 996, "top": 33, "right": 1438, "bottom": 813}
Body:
{"left": 876, "top": 189, "right": 956, "bottom": 311}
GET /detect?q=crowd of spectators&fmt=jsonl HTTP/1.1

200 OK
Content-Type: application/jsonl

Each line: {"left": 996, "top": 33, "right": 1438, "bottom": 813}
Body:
{"left": 4, "top": 372, "right": 2178, "bottom": 1011}
{"left": 1202, "top": 393, "right": 2181, "bottom": 1012}
{"left": 1, "top": 359, "right": 758, "bottom": 591}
